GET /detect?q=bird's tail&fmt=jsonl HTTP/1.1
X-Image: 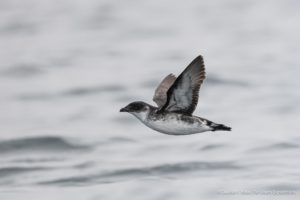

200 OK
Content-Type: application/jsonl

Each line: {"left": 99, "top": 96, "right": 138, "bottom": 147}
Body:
{"left": 211, "top": 123, "right": 231, "bottom": 132}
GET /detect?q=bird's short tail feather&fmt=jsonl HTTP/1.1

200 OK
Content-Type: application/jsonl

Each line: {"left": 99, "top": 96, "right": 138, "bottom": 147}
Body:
{"left": 212, "top": 124, "right": 231, "bottom": 131}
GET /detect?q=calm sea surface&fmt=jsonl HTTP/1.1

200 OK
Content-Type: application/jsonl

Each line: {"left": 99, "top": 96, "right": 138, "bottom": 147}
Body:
{"left": 0, "top": 0, "right": 299, "bottom": 199}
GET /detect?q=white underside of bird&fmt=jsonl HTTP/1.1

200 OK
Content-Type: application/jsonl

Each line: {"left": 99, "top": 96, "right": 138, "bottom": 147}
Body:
{"left": 132, "top": 111, "right": 213, "bottom": 135}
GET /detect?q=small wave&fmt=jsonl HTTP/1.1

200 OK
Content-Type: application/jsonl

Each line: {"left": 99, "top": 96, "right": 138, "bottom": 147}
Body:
{"left": 0, "top": 20, "right": 37, "bottom": 35}
{"left": 10, "top": 157, "right": 64, "bottom": 164}
{"left": 62, "top": 85, "right": 124, "bottom": 97}
{"left": 145, "top": 161, "right": 242, "bottom": 174}
{"left": 0, "top": 136, "right": 91, "bottom": 155}
{"left": 18, "top": 85, "right": 125, "bottom": 101}
{"left": 107, "top": 136, "right": 136, "bottom": 143}
{"left": 39, "top": 161, "right": 242, "bottom": 186}
{"left": 250, "top": 141, "right": 299, "bottom": 152}
{"left": 1, "top": 64, "right": 43, "bottom": 78}
{"left": 0, "top": 166, "right": 49, "bottom": 178}
{"left": 200, "top": 144, "right": 227, "bottom": 151}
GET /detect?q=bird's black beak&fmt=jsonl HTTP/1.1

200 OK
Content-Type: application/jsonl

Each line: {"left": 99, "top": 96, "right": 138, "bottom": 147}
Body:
{"left": 120, "top": 107, "right": 128, "bottom": 112}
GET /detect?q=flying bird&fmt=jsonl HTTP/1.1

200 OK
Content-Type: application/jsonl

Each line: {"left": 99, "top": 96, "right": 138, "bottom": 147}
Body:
{"left": 120, "top": 55, "right": 231, "bottom": 135}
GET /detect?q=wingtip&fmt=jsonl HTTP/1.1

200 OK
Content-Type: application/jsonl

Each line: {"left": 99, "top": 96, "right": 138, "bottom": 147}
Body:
{"left": 196, "top": 55, "right": 203, "bottom": 59}
{"left": 194, "top": 55, "right": 204, "bottom": 62}
{"left": 190, "top": 55, "right": 205, "bottom": 68}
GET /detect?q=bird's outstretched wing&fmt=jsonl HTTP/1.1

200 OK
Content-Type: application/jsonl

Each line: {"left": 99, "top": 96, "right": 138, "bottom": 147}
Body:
{"left": 159, "top": 55, "right": 206, "bottom": 115}
{"left": 153, "top": 74, "right": 176, "bottom": 108}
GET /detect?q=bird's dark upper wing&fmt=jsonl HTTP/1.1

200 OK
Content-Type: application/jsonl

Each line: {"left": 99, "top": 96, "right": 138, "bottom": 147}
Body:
{"left": 159, "top": 55, "right": 206, "bottom": 115}
{"left": 153, "top": 74, "right": 177, "bottom": 108}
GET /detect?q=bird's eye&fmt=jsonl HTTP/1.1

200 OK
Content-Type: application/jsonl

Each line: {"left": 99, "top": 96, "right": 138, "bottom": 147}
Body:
{"left": 133, "top": 104, "right": 142, "bottom": 110}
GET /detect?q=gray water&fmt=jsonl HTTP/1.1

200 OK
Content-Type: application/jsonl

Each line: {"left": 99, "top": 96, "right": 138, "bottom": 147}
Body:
{"left": 0, "top": 0, "right": 300, "bottom": 199}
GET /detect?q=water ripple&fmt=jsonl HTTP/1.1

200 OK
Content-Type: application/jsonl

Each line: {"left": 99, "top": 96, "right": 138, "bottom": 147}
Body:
{"left": 1, "top": 64, "right": 43, "bottom": 78}
{"left": 17, "top": 85, "right": 125, "bottom": 100}
{"left": 250, "top": 141, "right": 299, "bottom": 152}
{"left": 0, "top": 166, "right": 49, "bottom": 178}
{"left": 0, "top": 136, "right": 91, "bottom": 155}
{"left": 39, "top": 161, "right": 242, "bottom": 186}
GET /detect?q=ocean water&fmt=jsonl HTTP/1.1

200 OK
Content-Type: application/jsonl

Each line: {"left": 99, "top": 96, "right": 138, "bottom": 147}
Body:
{"left": 0, "top": 0, "right": 300, "bottom": 199}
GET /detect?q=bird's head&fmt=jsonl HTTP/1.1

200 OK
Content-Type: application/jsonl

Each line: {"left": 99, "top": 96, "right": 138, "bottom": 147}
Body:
{"left": 120, "top": 101, "right": 151, "bottom": 121}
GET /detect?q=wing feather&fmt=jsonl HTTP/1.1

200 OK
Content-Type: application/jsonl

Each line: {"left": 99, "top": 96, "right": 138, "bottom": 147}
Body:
{"left": 153, "top": 74, "right": 176, "bottom": 108}
{"left": 160, "top": 55, "right": 206, "bottom": 115}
